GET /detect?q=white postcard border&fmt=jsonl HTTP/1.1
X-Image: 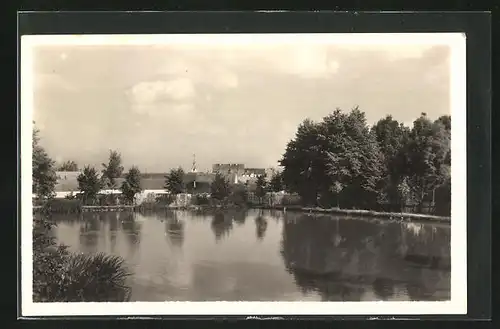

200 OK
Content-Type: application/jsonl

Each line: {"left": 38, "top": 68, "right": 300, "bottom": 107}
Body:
{"left": 20, "top": 32, "right": 467, "bottom": 316}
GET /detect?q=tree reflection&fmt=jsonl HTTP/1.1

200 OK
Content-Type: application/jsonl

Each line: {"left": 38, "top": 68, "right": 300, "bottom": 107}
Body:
{"left": 79, "top": 213, "right": 100, "bottom": 252}
{"left": 210, "top": 212, "right": 233, "bottom": 242}
{"left": 405, "top": 267, "right": 451, "bottom": 301}
{"left": 254, "top": 215, "right": 268, "bottom": 241}
{"left": 165, "top": 212, "right": 185, "bottom": 247}
{"left": 109, "top": 212, "right": 119, "bottom": 252}
{"left": 232, "top": 209, "right": 248, "bottom": 226}
{"left": 120, "top": 212, "right": 142, "bottom": 251}
{"left": 280, "top": 214, "right": 451, "bottom": 301}
{"left": 372, "top": 277, "right": 395, "bottom": 300}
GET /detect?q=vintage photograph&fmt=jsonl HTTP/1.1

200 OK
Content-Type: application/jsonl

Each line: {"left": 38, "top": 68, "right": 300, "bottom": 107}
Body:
{"left": 22, "top": 33, "right": 466, "bottom": 316}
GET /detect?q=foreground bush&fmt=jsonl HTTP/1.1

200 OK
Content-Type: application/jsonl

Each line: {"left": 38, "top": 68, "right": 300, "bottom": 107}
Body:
{"left": 58, "top": 253, "right": 131, "bottom": 302}
{"left": 33, "top": 212, "right": 132, "bottom": 302}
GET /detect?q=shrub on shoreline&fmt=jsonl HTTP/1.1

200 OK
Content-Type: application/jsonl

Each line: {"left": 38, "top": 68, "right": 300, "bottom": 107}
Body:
{"left": 33, "top": 212, "right": 132, "bottom": 302}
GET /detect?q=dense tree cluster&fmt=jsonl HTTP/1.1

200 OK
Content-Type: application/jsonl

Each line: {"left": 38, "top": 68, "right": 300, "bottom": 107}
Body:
{"left": 279, "top": 108, "right": 451, "bottom": 214}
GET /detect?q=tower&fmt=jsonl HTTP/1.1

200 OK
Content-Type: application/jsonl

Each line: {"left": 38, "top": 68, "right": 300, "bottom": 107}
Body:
{"left": 191, "top": 154, "right": 197, "bottom": 173}
{"left": 191, "top": 154, "right": 197, "bottom": 190}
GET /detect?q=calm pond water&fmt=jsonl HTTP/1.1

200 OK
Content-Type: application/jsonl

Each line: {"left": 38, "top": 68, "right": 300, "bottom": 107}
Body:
{"left": 52, "top": 209, "right": 451, "bottom": 302}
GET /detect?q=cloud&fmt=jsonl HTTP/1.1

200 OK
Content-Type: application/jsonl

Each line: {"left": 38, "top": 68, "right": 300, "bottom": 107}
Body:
{"left": 35, "top": 73, "right": 77, "bottom": 91}
{"left": 211, "top": 67, "right": 239, "bottom": 89}
{"left": 159, "top": 57, "right": 238, "bottom": 90}
{"left": 129, "top": 78, "right": 195, "bottom": 104}
{"left": 276, "top": 47, "right": 339, "bottom": 79}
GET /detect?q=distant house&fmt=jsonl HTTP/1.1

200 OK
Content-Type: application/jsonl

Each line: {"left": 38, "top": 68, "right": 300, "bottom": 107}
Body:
{"left": 212, "top": 163, "right": 245, "bottom": 175}
{"left": 212, "top": 163, "right": 267, "bottom": 185}
{"left": 55, "top": 170, "right": 166, "bottom": 194}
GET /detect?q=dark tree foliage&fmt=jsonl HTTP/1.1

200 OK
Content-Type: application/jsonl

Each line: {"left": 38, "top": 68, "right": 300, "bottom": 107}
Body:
{"left": 279, "top": 108, "right": 450, "bottom": 215}
{"left": 33, "top": 125, "right": 57, "bottom": 200}
{"left": 372, "top": 115, "right": 411, "bottom": 210}
{"left": 435, "top": 115, "right": 451, "bottom": 165}
{"left": 210, "top": 172, "right": 230, "bottom": 202}
{"left": 164, "top": 167, "right": 186, "bottom": 195}
{"left": 269, "top": 171, "right": 284, "bottom": 192}
{"left": 77, "top": 166, "right": 102, "bottom": 205}
{"left": 406, "top": 113, "right": 450, "bottom": 211}
{"left": 280, "top": 107, "right": 384, "bottom": 209}
{"left": 121, "top": 166, "right": 142, "bottom": 204}
{"left": 279, "top": 118, "right": 327, "bottom": 205}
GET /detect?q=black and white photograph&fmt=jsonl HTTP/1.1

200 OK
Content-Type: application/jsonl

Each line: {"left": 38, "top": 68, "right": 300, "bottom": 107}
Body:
{"left": 21, "top": 32, "right": 467, "bottom": 316}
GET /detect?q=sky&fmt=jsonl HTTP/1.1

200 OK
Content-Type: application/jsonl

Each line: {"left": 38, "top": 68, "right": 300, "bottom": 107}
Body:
{"left": 30, "top": 36, "right": 451, "bottom": 172}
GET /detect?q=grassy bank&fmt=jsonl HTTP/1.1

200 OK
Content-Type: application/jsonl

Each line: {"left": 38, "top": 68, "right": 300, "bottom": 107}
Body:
{"left": 35, "top": 202, "right": 450, "bottom": 223}
{"left": 253, "top": 205, "right": 451, "bottom": 223}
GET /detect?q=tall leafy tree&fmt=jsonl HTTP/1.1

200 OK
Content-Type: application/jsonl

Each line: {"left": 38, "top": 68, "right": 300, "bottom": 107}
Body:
{"left": 406, "top": 113, "right": 450, "bottom": 211}
{"left": 435, "top": 115, "right": 451, "bottom": 132}
{"left": 32, "top": 124, "right": 57, "bottom": 201}
{"left": 210, "top": 172, "right": 230, "bottom": 202}
{"left": 164, "top": 167, "right": 185, "bottom": 195}
{"left": 255, "top": 174, "right": 268, "bottom": 204}
{"left": 101, "top": 150, "right": 124, "bottom": 189}
{"left": 77, "top": 166, "right": 102, "bottom": 205}
{"left": 120, "top": 166, "right": 142, "bottom": 205}
{"left": 435, "top": 115, "right": 451, "bottom": 165}
{"left": 280, "top": 107, "right": 384, "bottom": 209}
{"left": 372, "top": 115, "right": 411, "bottom": 209}
{"left": 280, "top": 118, "right": 328, "bottom": 205}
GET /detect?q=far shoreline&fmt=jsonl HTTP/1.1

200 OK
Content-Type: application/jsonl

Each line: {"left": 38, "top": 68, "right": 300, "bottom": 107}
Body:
{"left": 33, "top": 203, "right": 451, "bottom": 224}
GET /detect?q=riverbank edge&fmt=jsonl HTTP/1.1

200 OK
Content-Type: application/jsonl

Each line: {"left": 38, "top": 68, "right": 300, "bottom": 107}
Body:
{"left": 33, "top": 204, "right": 450, "bottom": 223}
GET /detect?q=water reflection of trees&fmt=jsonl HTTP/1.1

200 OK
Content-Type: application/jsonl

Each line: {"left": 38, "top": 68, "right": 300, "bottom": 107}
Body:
{"left": 108, "top": 212, "right": 120, "bottom": 252}
{"left": 372, "top": 277, "right": 395, "bottom": 300}
{"left": 232, "top": 210, "right": 248, "bottom": 226}
{"left": 165, "top": 212, "right": 185, "bottom": 247}
{"left": 254, "top": 215, "right": 268, "bottom": 241}
{"left": 280, "top": 214, "right": 451, "bottom": 301}
{"left": 120, "top": 212, "right": 142, "bottom": 250}
{"left": 210, "top": 212, "right": 234, "bottom": 242}
{"left": 79, "top": 213, "right": 101, "bottom": 252}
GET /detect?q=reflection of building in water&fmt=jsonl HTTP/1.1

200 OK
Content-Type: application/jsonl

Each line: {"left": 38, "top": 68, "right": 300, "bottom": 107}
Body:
{"left": 280, "top": 214, "right": 451, "bottom": 301}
